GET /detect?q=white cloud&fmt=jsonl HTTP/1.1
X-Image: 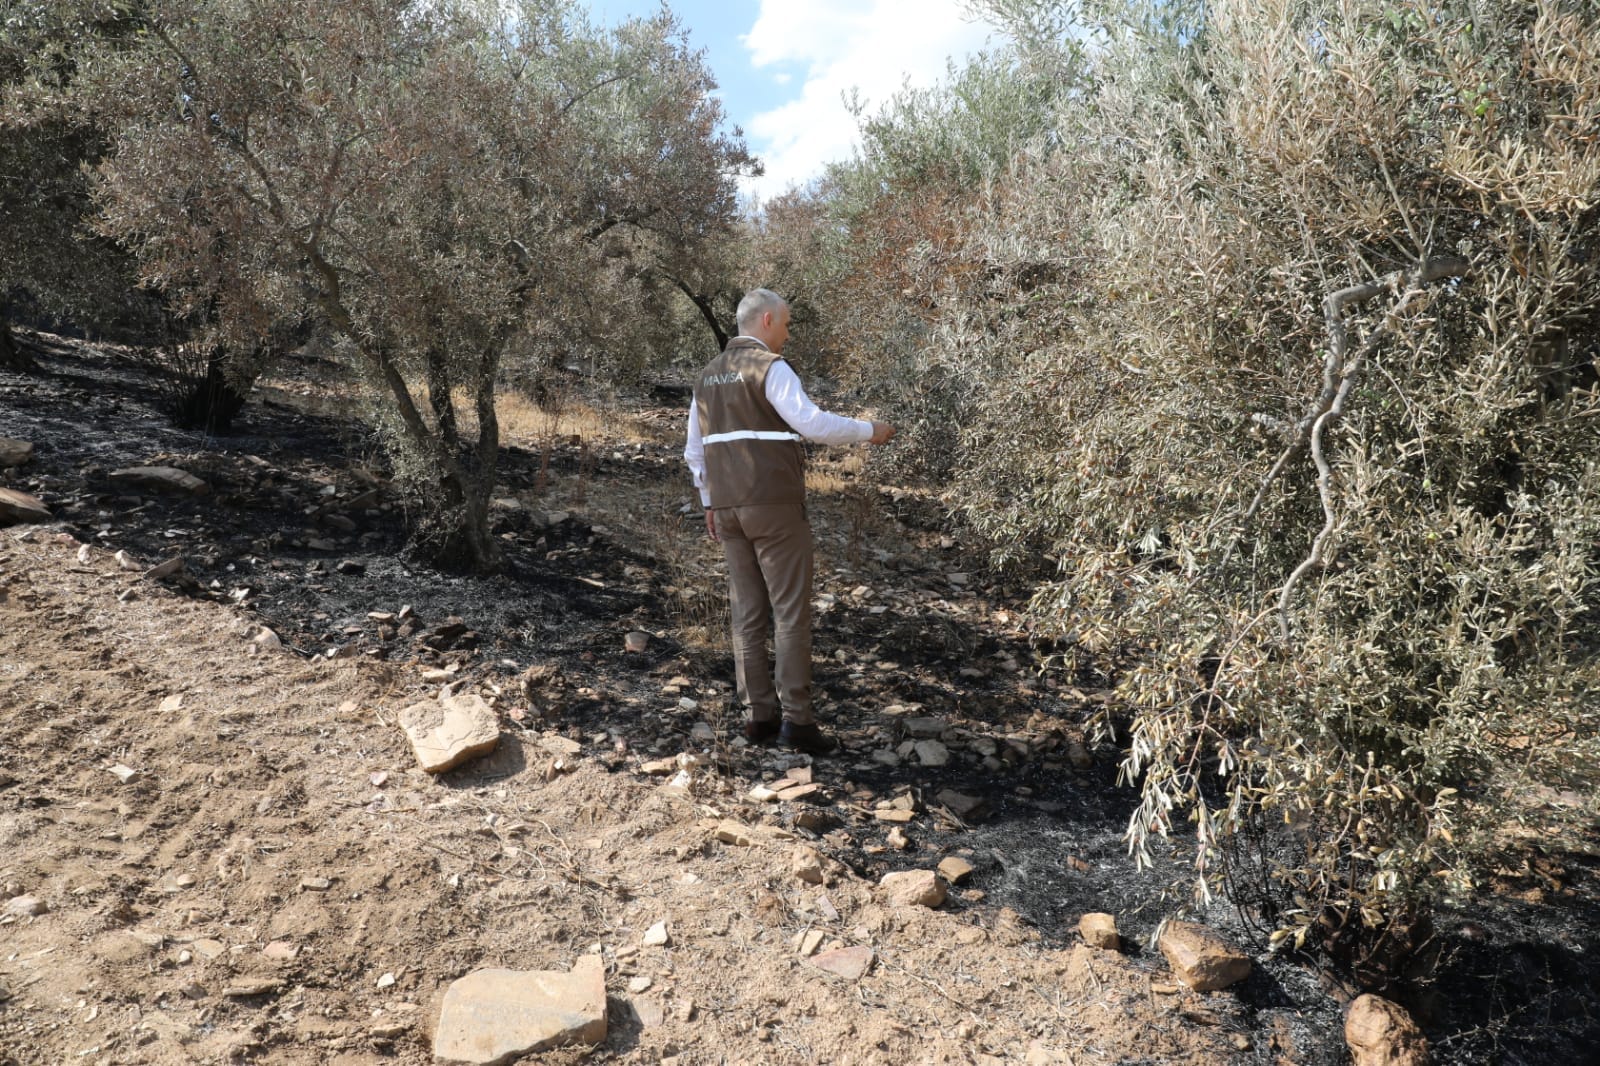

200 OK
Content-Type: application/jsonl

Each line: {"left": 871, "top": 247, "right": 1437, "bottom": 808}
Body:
{"left": 739, "top": 0, "right": 995, "bottom": 204}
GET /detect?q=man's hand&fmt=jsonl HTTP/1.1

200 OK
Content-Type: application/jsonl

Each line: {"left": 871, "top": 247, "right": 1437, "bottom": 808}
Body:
{"left": 704, "top": 507, "right": 720, "bottom": 542}
{"left": 868, "top": 421, "right": 897, "bottom": 445}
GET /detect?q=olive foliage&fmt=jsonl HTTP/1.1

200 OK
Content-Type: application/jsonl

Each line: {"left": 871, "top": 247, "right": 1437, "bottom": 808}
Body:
{"left": 811, "top": 0, "right": 1600, "bottom": 965}
{"left": 23, "top": 0, "right": 749, "bottom": 569}
{"left": 0, "top": 4, "right": 164, "bottom": 368}
{"left": 783, "top": 42, "right": 1083, "bottom": 479}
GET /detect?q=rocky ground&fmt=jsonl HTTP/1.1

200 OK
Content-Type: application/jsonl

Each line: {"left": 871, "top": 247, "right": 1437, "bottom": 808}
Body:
{"left": 1, "top": 335, "right": 1597, "bottom": 1066}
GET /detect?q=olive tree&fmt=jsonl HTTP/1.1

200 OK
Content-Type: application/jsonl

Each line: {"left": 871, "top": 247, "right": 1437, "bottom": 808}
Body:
{"left": 939, "top": 0, "right": 1600, "bottom": 968}
{"left": 781, "top": 43, "right": 1084, "bottom": 480}
{"left": 800, "top": 0, "right": 1600, "bottom": 973}
{"left": 50, "top": 0, "right": 748, "bottom": 569}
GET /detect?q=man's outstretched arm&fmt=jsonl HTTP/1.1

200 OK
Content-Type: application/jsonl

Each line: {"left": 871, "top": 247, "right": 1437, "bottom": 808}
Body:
{"left": 765, "top": 361, "right": 894, "bottom": 445}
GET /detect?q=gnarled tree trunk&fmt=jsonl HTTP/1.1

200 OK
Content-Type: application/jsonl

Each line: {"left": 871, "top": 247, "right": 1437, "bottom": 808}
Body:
{"left": 170, "top": 347, "right": 250, "bottom": 433}
{"left": 0, "top": 311, "right": 37, "bottom": 373}
{"left": 415, "top": 470, "right": 501, "bottom": 574}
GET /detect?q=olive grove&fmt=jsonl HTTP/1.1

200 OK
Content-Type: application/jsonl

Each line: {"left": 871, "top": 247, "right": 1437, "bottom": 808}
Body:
{"left": 7, "top": 0, "right": 751, "bottom": 569}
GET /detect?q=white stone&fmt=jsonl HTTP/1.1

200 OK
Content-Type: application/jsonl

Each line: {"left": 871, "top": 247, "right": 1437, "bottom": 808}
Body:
{"left": 913, "top": 740, "right": 951, "bottom": 767}
{"left": 3, "top": 895, "right": 46, "bottom": 918}
{"left": 714, "top": 821, "right": 754, "bottom": 846}
{"left": 433, "top": 957, "right": 607, "bottom": 1064}
{"left": 880, "top": 870, "right": 948, "bottom": 909}
{"left": 642, "top": 922, "right": 670, "bottom": 948}
{"left": 399, "top": 695, "right": 500, "bottom": 774}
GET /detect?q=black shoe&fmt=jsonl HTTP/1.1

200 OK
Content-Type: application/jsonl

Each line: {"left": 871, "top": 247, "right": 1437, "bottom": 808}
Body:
{"left": 745, "top": 718, "right": 781, "bottom": 744}
{"left": 780, "top": 721, "right": 838, "bottom": 756}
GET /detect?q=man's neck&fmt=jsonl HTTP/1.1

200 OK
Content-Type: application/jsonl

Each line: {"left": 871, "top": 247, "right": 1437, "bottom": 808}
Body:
{"left": 733, "top": 334, "right": 770, "bottom": 351}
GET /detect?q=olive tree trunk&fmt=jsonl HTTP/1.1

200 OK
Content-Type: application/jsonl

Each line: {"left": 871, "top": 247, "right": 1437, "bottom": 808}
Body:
{"left": 0, "top": 310, "right": 36, "bottom": 373}
{"left": 169, "top": 347, "right": 251, "bottom": 433}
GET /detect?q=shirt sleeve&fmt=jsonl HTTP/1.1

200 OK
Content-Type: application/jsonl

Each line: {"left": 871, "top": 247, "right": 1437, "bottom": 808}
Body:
{"left": 766, "top": 361, "right": 873, "bottom": 444}
{"left": 684, "top": 399, "right": 711, "bottom": 507}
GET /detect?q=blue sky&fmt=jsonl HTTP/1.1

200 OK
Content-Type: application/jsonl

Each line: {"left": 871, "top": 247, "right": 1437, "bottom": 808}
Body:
{"left": 583, "top": 0, "right": 999, "bottom": 204}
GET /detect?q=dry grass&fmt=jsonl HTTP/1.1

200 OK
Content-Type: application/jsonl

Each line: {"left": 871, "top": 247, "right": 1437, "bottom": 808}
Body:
{"left": 618, "top": 488, "right": 730, "bottom": 654}
{"left": 492, "top": 390, "right": 663, "bottom": 449}
{"left": 804, "top": 448, "right": 866, "bottom": 497}
{"left": 259, "top": 360, "right": 663, "bottom": 448}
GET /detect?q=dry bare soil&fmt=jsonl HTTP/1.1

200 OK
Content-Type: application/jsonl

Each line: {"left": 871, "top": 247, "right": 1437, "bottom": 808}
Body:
{"left": 1, "top": 337, "right": 1596, "bottom": 1066}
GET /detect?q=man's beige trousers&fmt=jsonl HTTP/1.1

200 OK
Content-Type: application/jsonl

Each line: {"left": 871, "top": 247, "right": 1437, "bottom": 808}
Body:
{"left": 717, "top": 502, "right": 814, "bottom": 725}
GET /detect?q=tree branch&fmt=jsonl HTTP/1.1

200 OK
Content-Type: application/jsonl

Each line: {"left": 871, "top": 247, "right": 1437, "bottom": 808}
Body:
{"left": 653, "top": 267, "right": 728, "bottom": 348}
{"left": 1222, "top": 256, "right": 1468, "bottom": 571}
{"left": 1274, "top": 255, "right": 1469, "bottom": 641}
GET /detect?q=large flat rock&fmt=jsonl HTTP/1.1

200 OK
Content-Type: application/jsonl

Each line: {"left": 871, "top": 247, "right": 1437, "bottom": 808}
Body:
{"left": 433, "top": 956, "right": 607, "bottom": 1065}
{"left": 808, "top": 945, "right": 874, "bottom": 981}
{"left": 399, "top": 694, "right": 499, "bottom": 773}
{"left": 0, "top": 488, "right": 50, "bottom": 526}
{"left": 108, "top": 466, "right": 211, "bottom": 496}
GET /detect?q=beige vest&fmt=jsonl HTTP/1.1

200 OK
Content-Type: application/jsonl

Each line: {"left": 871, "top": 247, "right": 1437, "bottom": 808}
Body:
{"left": 695, "top": 338, "right": 806, "bottom": 508}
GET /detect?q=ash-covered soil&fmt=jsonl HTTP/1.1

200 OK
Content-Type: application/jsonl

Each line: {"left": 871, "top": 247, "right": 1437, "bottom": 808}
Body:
{"left": 1, "top": 335, "right": 1597, "bottom": 1066}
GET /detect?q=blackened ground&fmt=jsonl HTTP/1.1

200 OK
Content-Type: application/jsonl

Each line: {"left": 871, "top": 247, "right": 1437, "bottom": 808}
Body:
{"left": 4, "top": 335, "right": 1598, "bottom": 1066}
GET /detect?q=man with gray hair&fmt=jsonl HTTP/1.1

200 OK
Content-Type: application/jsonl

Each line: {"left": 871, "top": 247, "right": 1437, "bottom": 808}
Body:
{"left": 684, "top": 289, "right": 895, "bottom": 754}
